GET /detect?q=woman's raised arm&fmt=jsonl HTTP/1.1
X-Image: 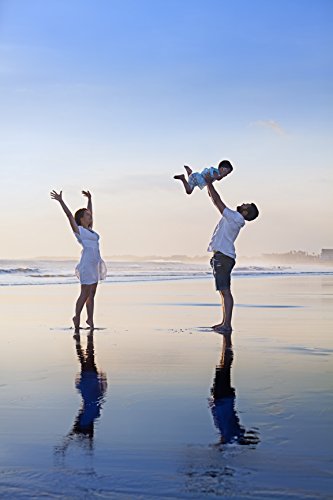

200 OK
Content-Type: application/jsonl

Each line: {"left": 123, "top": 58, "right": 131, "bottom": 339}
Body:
{"left": 50, "top": 190, "right": 80, "bottom": 234}
{"left": 82, "top": 190, "right": 93, "bottom": 228}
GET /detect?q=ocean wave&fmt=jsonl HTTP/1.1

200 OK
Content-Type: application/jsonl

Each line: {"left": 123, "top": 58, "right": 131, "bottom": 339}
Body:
{"left": 28, "top": 273, "right": 74, "bottom": 278}
{"left": 235, "top": 266, "right": 290, "bottom": 272}
{"left": 0, "top": 267, "right": 39, "bottom": 274}
{"left": 234, "top": 269, "right": 333, "bottom": 277}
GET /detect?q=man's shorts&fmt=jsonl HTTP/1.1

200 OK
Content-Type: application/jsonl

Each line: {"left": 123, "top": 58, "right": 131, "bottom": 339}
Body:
{"left": 210, "top": 252, "right": 236, "bottom": 291}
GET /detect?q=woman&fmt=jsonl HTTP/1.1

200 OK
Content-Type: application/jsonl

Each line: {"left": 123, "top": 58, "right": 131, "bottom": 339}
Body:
{"left": 50, "top": 190, "right": 107, "bottom": 332}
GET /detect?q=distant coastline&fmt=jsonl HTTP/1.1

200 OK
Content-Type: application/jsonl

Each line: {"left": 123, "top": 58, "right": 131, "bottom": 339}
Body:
{"left": 2, "top": 250, "right": 332, "bottom": 266}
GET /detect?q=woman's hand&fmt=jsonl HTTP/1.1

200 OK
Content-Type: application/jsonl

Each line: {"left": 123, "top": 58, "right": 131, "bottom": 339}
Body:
{"left": 82, "top": 190, "right": 91, "bottom": 199}
{"left": 50, "top": 190, "right": 63, "bottom": 202}
{"left": 83, "top": 190, "right": 93, "bottom": 221}
{"left": 50, "top": 190, "right": 79, "bottom": 234}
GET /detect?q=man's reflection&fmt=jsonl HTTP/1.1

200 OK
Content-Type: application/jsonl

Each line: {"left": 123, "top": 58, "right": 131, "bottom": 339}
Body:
{"left": 210, "top": 334, "right": 259, "bottom": 446}
{"left": 55, "top": 332, "right": 107, "bottom": 455}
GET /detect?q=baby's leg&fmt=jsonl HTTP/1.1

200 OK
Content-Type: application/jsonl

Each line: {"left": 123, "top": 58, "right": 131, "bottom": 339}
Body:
{"left": 173, "top": 174, "right": 193, "bottom": 194}
{"left": 184, "top": 165, "right": 193, "bottom": 177}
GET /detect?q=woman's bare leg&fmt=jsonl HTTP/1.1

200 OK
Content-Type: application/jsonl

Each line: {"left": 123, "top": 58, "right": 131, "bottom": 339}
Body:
{"left": 173, "top": 174, "right": 193, "bottom": 194}
{"left": 73, "top": 285, "right": 90, "bottom": 332}
{"left": 86, "top": 283, "right": 98, "bottom": 329}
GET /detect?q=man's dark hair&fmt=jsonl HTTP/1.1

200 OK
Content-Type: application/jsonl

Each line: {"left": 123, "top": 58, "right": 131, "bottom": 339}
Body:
{"left": 218, "top": 160, "right": 233, "bottom": 171}
{"left": 74, "top": 208, "right": 87, "bottom": 226}
{"left": 244, "top": 203, "right": 259, "bottom": 221}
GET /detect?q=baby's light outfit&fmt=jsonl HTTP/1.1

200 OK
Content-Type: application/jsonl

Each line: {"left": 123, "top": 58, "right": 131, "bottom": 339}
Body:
{"left": 188, "top": 167, "right": 220, "bottom": 190}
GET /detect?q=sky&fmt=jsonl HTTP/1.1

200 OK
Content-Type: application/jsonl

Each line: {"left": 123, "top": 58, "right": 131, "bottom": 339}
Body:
{"left": 0, "top": 0, "right": 332, "bottom": 259}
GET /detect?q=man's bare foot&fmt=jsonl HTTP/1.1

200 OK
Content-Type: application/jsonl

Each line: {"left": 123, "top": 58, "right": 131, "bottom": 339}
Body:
{"left": 184, "top": 165, "right": 192, "bottom": 176}
{"left": 212, "top": 322, "right": 224, "bottom": 330}
{"left": 72, "top": 316, "right": 80, "bottom": 333}
{"left": 214, "top": 325, "right": 232, "bottom": 334}
{"left": 174, "top": 174, "right": 185, "bottom": 180}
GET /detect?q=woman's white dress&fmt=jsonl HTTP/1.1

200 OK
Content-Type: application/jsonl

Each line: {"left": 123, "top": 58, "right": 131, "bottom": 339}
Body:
{"left": 74, "top": 226, "right": 107, "bottom": 285}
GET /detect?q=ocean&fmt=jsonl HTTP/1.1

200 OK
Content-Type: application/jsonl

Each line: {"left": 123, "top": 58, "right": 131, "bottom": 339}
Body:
{"left": 1, "top": 259, "right": 332, "bottom": 286}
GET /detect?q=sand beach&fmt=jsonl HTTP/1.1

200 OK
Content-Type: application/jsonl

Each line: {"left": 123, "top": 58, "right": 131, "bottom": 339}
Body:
{"left": 0, "top": 272, "right": 332, "bottom": 498}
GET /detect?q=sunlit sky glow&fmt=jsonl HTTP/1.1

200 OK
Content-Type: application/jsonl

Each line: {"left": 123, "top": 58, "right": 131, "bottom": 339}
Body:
{"left": 1, "top": 0, "right": 332, "bottom": 258}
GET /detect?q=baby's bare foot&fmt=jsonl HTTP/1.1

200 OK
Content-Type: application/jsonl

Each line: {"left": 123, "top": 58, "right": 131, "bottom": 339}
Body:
{"left": 184, "top": 165, "right": 192, "bottom": 176}
{"left": 174, "top": 174, "right": 185, "bottom": 180}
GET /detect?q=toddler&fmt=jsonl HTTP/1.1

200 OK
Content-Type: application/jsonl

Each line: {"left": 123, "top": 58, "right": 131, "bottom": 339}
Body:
{"left": 174, "top": 160, "right": 233, "bottom": 194}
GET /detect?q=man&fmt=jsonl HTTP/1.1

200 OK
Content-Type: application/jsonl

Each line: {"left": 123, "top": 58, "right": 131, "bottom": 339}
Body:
{"left": 206, "top": 177, "right": 259, "bottom": 333}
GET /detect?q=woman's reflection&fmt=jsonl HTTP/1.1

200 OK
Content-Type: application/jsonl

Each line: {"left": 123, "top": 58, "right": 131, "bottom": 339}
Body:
{"left": 55, "top": 332, "right": 107, "bottom": 455}
{"left": 210, "top": 334, "right": 259, "bottom": 446}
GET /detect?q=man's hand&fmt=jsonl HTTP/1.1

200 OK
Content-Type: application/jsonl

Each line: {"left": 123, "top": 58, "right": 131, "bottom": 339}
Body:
{"left": 204, "top": 173, "right": 213, "bottom": 184}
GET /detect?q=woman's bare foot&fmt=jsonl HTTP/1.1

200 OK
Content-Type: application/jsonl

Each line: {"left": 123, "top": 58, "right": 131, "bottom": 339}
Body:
{"left": 72, "top": 316, "right": 80, "bottom": 333}
{"left": 173, "top": 174, "right": 185, "bottom": 180}
{"left": 86, "top": 319, "right": 94, "bottom": 330}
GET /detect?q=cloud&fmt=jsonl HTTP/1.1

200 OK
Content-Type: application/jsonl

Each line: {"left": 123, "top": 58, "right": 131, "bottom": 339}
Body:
{"left": 251, "top": 119, "right": 287, "bottom": 136}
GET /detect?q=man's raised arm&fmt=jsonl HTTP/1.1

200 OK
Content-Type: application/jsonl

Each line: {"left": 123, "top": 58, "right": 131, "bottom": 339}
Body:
{"left": 206, "top": 178, "right": 226, "bottom": 215}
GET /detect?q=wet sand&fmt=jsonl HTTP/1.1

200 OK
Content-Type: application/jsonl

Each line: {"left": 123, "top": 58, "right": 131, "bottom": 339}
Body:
{"left": 0, "top": 275, "right": 332, "bottom": 499}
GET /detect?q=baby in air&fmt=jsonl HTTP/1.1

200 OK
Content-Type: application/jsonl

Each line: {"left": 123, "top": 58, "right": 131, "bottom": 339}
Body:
{"left": 174, "top": 160, "right": 233, "bottom": 194}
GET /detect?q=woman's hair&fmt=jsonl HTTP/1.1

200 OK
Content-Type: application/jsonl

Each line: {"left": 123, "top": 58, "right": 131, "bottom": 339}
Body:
{"left": 245, "top": 203, "right": 259, "bottom": 221}
{"left": 218, "top": 160, "right": 233, "bottom": 171}
{"left": 74, "top": 208, "right": 88, "bottom": 226}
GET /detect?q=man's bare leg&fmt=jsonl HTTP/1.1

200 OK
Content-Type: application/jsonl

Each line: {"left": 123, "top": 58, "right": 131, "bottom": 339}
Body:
{"left": 212, "top": 294, "right": 225, "bottom": 329}
{"left": 221, "top": 289, "right": 233, "bottom": 329}
{"left": 213, "top": 289, "right": 233, "bottom": 331}
{"left": 173, "top": 174, "right": 193, "bottom": 194}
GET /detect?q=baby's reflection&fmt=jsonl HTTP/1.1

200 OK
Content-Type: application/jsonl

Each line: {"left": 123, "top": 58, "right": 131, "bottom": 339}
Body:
{"left": 210, "top": 334, "right": 259, "bottom": 446}
{"left": 55, "top": 332, "right": 107, "bottom": 455}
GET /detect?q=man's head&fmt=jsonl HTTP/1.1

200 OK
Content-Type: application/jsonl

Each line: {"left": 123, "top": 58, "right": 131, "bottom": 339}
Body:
{"left": 237, "top": 203, "right": 259, "bottom": 221}
{"left": 218, "top": 160, "right": 233, "bottom": 178}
